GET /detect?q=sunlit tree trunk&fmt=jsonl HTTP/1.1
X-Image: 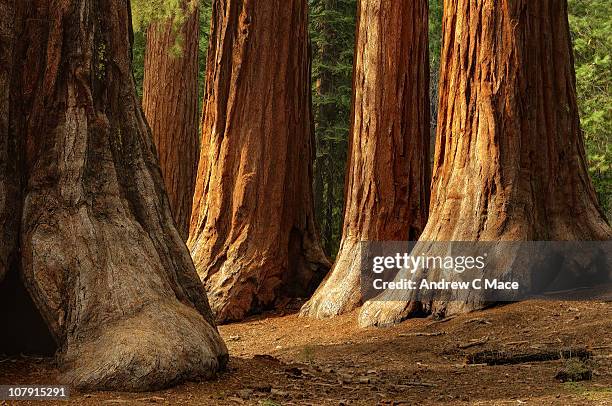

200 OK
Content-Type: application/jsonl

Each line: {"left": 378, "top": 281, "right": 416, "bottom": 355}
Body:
{"left": 301, "top": 0, "right": 431, "bottom": 318}
{"left": 188, "top": 0, "right": 330, "bottom": 323}
{"left": 142, "top": 0, "right": 200, "bottom": 240}
{"left": 359, "top": 0, "right": 611, "bottom": 327}
{"left": 0, "top": 0, "right": 227, "bottom": 390}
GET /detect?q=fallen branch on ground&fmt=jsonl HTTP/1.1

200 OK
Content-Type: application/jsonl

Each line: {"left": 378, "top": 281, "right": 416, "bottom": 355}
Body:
{"left": 458, "top": 336, "right": 489, "bottom": 349}
{"left": 398, "top": 332, "right": 446, "bottom": 337}
{"left": 395, "top": 382, "right": 438, "bottom": 388}
{"left": 466, "top": 347, "right": 592, "bottom": 365}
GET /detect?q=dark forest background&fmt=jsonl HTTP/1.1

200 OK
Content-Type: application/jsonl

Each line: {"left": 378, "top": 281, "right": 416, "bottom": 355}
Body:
{"left": 131, "top": 0, "right": 611, "bottom": 258}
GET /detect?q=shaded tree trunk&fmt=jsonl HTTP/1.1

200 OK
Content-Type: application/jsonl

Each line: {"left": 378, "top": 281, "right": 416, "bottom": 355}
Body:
{"left": 188, "top": 0, "right": 330, "bottom": 323}
{"left": 301, "top": 0, "right": 431, "bottom": 319}
{"left": 0, "top": 0, "right": 227, "bottom": 390}
{"left": 0, "top": 0, "right": 54, "bottom": 357}
{"left": 142, "top": 0, "right": 200, "bottom": 240}
{"left": 359, "top": 0, "right": 611, "bottom": 327}
{"left": 0, "top": 0, "right": 18, "bottom": 285}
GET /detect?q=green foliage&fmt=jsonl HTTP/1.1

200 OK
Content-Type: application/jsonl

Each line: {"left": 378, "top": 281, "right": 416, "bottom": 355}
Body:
{"left": 568, "top": 0, "right": 612, "bottom": 218}
{"left": 563, "top": 382, "right": 612, "bottom": 402}
{"left": 132, "top": 0, "right": 190, "bottom": 58}
{"left": 299, "top": 345, "right": 316, "bottom": 363}
{"left": 198, "top": 0, "right": 212, "bottom": 114}
{"left": 309, "top": 0, "right": 357, "bottom": 257}
{"left": 130, "top": 0, "right": 211, "bottom": 108}
{"left": 556, "top": 358, "right": 593, "bottom": 383}
{"left": 131, "top": 0, "right": 197, "bottom": 32}
{"left": 429, "top": 0, "right": 443, "bottom": 133}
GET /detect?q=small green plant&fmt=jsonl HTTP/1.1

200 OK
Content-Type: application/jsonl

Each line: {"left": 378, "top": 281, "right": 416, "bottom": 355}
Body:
{"left": 556, "top": 358, "right": 593, "bottom": 382}
{"left": 563, "top": 382, "right": 612, "bottom": 402}
{"left": 299, "top": 345, "right": 316, "bottom": 363}
{"left": 214, "top": 390, "right": 227, "bottom": 400}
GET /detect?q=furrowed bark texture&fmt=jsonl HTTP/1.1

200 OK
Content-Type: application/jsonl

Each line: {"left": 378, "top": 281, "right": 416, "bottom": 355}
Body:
{"left": 0, "top": 0, "right": 19, "bottom": 284}
{"left": 300, "top": 0, "right": 431, "bottom": 319}
{"left": 0, "top": 1, "right": 53, "bottom": 357}
{"left": 359, "top": 0, "right": 612, "bottom": 327}
{"left": 142, "top": 0, "right": 200, "bottom": 240}
{"left": 188, "top": 0, "right": 330, "bottom": 323}
{"left": 1, "top": 0, "right": 227, "bottom": 390}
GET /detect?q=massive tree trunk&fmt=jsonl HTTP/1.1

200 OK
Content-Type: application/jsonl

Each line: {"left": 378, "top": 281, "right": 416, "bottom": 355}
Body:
{"left": 0, "top": 0, "right": 227, "bottom": 391}
{"left": 142, "top": 0, "right": 200, "bottom": 240}
{"left": 300, "top": 0, "right": 431, "bottom": 319}
{"left": 188, "top": 0, "right": 330, "bottom": 323}
{"left": 359, "top": 0, "right": 611, "bottom": 327}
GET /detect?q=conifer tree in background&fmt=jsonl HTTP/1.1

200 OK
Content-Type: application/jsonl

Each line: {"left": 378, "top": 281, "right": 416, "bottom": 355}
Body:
{"left": 302, "top": 0, "right": 431, "bottom": 319}
{"left": 310, "top": 0, "right": 357, "bottom": 258}
{"left": 568, "top": 0, "right": 611, "bottom": 218}
{"left": 428, "top": 0, "right": 443, "bottom": 150}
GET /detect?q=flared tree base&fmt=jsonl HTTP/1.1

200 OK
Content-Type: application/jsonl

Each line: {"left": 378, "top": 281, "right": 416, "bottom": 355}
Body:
{"left": 300, "top": 238, "right": 362, "bottom": 319}
{"left": 62, "top": 302, "right": 228, "bottom": 391}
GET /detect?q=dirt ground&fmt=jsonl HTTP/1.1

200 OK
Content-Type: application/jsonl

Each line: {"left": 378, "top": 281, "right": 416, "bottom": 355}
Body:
{"left": 1, "top": 300, "right": 611, "bottom": 405}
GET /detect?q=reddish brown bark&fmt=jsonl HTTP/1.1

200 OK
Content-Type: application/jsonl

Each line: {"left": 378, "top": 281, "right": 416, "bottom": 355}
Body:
{"left": 0, "top": 0, "right": 49, "bottom": 357}
{"left": 0, "top": 0, "right": 227, "bottom": 390}
{"left": 142, "top": 0, "right": 200, "bottom": 240}
{"left": 301, "top": 0, "right": 431, "bottom": 319}
{"left": 359, "top": 0, "right": 611, "bottom": 327}
{"left": 188, "top": 0, "right": 330, "bottom": 323}
{"left": 0, "top": 0, "right": 18, "bottom": 285}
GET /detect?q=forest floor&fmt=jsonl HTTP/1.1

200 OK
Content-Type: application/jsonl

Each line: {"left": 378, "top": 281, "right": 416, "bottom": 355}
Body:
{"left": 1, "top": 300, "right": 611, "bottom": 405}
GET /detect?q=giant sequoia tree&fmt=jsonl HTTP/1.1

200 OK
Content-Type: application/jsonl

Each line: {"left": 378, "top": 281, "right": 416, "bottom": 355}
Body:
{"left": 0, "top": 0, "right": 227, "bottom": 390}
{"left": 359, "top": 0, "right": 612, "bottom": 327}
{"left": 188, "top": 0, "right": 330, "bottom": 323}
{"left": 301, "top": 0, "right": 431, "bottom": 319}
{"left": 141, "top": 0, "right": 200, "bottom": 240}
